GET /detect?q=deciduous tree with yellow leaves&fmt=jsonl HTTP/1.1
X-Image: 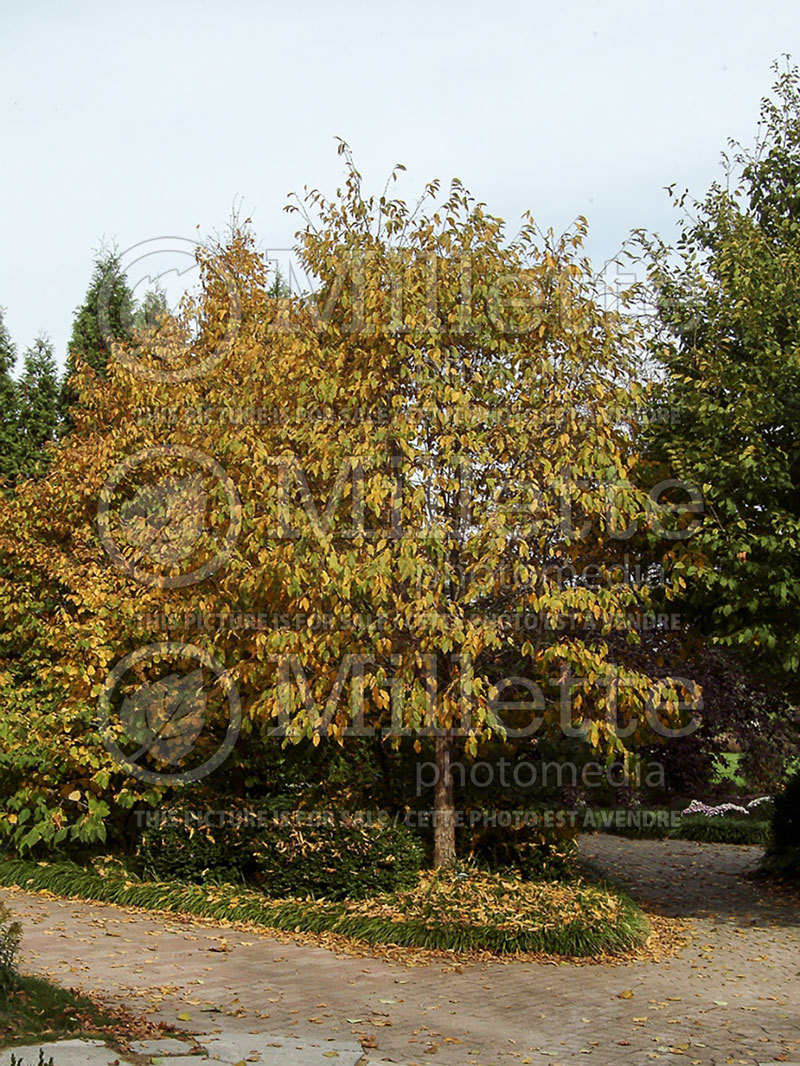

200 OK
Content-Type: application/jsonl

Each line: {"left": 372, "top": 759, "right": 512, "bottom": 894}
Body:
{"left": 0, "top": 153, "right": 696, "bottom": 866}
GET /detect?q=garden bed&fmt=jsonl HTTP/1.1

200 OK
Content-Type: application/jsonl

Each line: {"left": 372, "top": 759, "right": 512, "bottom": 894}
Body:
{"left": 0, "top": 858, "right": 650, "bottom": 958}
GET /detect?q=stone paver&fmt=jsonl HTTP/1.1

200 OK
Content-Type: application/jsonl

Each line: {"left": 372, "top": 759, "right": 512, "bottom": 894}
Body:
{"left": 202, "top": 1034, "right": 366, "bottom": 1063}
{"left": 0, "top": 1039, "right": 127, "bottom": 1065}
{"left": 1, "top": 835, "right": 799, "bottom": 1065}
{"left": 0, "top": 1034, "right": 364, "bottom": 1065}
{"left": 128, "top": 1036, "right": 197, "bottom": 1054}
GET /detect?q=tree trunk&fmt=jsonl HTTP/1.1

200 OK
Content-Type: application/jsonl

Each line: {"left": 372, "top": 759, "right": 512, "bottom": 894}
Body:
{"left": 433, "top": 730, "right": 456, "bottom": 867}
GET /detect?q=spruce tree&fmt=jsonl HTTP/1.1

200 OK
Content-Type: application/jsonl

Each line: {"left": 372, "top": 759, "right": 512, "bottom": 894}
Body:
{"left": 18, "top": 335, "right": 60, "bottom": 479}
{"left": 60, "top": 250, "right": 134, "bottom": 423}
{"left": 0, "top": 310, "right": 20, "bottom": 485}
{"left": 133, "top": 285, "right": 169, "bottom": 333}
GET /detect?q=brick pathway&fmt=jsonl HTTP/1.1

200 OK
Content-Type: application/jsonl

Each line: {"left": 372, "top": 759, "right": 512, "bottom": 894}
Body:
{"left": 1, "top": 836, "right": 799, "bottom": 1066}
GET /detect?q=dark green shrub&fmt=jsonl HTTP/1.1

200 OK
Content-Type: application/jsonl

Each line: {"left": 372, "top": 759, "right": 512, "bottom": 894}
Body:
{"left": 253, "top": 814, "right": 424, "bottom": 900}
{"left": 678, "top": 814, "right": 770, "bottom": 846}
{"left": 0, "top": 899, "right": 22, "bottom": 992}
{"left": 460, "top": 810, "right": 579, "bottom": 881}
{"left": 136, "top": 810, "right": 260, "bottom": 883}
{"left": 585, "top": 807, "right": 770, "bottom": 845}
{"left": 136, "top": 806, "right": 424, "bottom": 900}
{"left": 763, "top": 773, "right": 800, "bottom": 878}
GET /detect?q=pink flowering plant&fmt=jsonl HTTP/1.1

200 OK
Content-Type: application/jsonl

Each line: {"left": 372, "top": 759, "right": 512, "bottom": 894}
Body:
{"left": 681, "top": 797, "right": 772, "bottom": 818}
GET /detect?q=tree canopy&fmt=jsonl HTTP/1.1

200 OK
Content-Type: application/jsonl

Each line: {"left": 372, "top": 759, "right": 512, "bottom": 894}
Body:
{"left": 0, "top": 159, "right": 697, "bottom": 863}
{"left": 641, "top": 60, "right": 800, "bottom": 694}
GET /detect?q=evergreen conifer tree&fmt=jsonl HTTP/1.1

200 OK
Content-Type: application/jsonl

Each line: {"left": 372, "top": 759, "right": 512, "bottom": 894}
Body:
{"left": 0, "top": 311, "right": 21, "bottom": 485}
{"left": 18, "top": 335, "right": 60, "bottom": 479}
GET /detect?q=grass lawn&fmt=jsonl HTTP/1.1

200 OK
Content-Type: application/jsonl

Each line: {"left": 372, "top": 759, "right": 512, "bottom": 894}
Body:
{"left": 0, "top": 973, "right": 147, "bottom": 1050}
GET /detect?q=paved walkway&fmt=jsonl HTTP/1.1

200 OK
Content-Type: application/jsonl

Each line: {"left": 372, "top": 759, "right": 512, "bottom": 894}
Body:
{"left": 1, "top": 836, "right": 799, "bottom": 1066}
{"left": 0, "top": 1033, "right": 363, "bottom": 1066}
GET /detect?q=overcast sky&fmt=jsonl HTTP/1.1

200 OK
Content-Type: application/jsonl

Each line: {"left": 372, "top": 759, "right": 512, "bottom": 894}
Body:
{"left": 2, "top": 0, "right": 799, "bottom": 368}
